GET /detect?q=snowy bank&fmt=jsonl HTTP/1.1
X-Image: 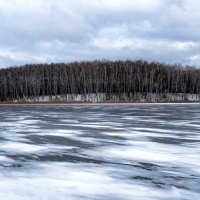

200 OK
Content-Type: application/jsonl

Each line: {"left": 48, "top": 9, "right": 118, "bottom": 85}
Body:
{"left": 8, "top": 93, "right": 200, "bottom": 103}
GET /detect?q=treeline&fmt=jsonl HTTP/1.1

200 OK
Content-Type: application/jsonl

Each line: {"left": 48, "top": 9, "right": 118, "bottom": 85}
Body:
{"left": 0, "top": 60, "right": 200, "bottom": 101}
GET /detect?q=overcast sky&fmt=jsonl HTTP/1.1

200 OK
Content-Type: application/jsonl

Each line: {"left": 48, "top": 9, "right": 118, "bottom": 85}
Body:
{"left": 0, "top": 0, "right": 200, "bottom": 67}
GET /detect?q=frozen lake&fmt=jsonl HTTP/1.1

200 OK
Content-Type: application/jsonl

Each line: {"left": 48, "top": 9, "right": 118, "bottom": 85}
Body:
{"left": 0, "top": 104, "right": 200, "bottom": 200}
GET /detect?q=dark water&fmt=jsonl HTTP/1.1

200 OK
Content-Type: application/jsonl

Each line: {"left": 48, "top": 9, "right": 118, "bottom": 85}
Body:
{"left": 0, "top": 104, "right": 200, "bottom": 200}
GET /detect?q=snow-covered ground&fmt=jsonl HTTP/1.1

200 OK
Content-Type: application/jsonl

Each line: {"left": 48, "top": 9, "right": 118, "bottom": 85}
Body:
{"left": 0, "top": 104, "right": 200, "bottom": 200}
{"left": 11, "top": 93, "right": 200, "bottom": 102}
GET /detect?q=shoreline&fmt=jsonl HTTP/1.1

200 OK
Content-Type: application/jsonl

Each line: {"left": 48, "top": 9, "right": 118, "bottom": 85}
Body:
{"left": 0, "top": 100, "right": 200, "bottom": 105}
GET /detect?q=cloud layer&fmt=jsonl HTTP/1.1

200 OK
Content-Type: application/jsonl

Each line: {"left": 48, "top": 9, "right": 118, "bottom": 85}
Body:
{"left": 0, "top": 0, "right": 200, "bottom": 67}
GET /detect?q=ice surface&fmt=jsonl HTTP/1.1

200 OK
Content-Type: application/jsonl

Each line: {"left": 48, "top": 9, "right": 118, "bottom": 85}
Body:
{"left": 0, "top": 104, "right": 200, "bottom": 200}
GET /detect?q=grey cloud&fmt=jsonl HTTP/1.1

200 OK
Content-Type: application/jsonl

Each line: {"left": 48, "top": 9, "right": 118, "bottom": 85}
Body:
{"left": 0, "top": 0, "right": 200, "bottom": 67}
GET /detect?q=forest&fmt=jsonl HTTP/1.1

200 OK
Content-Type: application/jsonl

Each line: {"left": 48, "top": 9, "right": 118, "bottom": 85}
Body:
{"left": 0, "top": 60, "right": 200, "bottom": 102}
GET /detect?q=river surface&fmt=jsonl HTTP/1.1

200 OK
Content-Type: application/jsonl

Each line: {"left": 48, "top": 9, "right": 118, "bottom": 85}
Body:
{"left": 0, "top": 104, "right": 200, "bottom": 200}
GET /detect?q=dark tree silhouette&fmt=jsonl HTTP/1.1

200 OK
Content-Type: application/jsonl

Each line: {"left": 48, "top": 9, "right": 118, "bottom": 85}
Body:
{"left": 0, "top": 60, "right": 199, "bottom": 102}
